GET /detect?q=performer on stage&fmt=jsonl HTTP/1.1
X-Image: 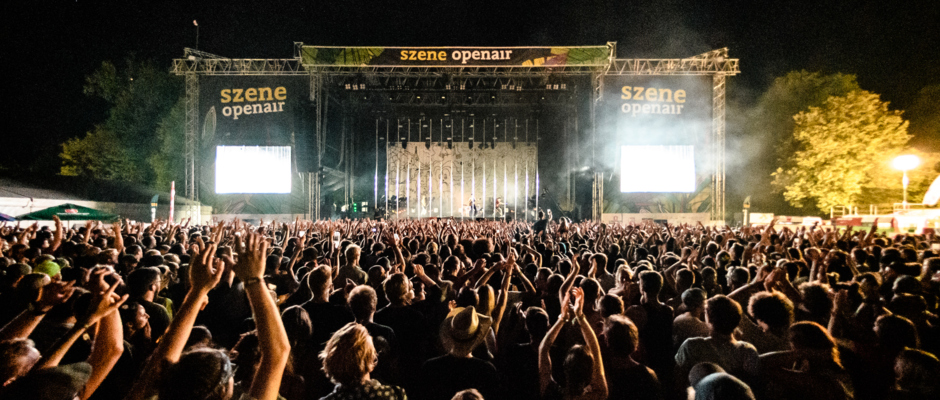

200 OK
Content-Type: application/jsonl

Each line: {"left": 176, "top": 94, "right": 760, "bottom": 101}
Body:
{"left": 469, "top": 195, "right": 477, "bottom": 218}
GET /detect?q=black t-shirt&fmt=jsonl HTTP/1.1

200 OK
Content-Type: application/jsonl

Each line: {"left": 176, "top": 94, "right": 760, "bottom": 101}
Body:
{"left": 364, "top": 321, "right": 397, "bottom": 384}
{"left": 419, "top": 354, "right": 500, "bottom": 400}
{"left": 302, "top": 300, "right": 355, "bottom": 349}
{"left": 500, "top": 343, "right": 541, "bottom": 400}
{"left": 375, "top": 305, "right": 429, "bottom": 388}
{"left": 137, "top": 299, "right": 170, "bottom": 340}
{"left": 198, "top": 281, "right": 252, "bottom": 348}
{"left": 532, "top": 218, "right": 549, "bottom": 234}
{"left": 606, "top": 363, "right": 663, "bottom": 400}
{"left": 636, "top": 302, "right": 675, "bottom": 378}
{"left": 374, "top": 305, "right": 427, "bottom": 348}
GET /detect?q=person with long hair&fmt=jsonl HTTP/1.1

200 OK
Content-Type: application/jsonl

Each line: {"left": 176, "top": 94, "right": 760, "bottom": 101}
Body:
{"left": 319, "top": 322, "right": 406, "bottom": 400}
{"left": 539, "top": 287, "right": 608, "bottom": 400}
{"left": 759, "top": 321, "right": 853, "bottom": 400}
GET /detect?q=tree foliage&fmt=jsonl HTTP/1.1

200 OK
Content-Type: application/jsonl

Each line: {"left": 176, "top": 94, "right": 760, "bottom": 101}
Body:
{"left": 772, "top": 90, "right": 911, "bottom": 212}
{"left": 149, "top": 98, "right": 186, "bottom": 189}
{"left": 60, "top": 126, "right": 140, "bottom": 181}
{"left": 737, "top": 71, "right": 861, "bottom": 212}
{"left": 60, "top": 58, "right": 183, "bottom": 185}
{"left": 907, "top": 85, "right": 940, "bottom": 151}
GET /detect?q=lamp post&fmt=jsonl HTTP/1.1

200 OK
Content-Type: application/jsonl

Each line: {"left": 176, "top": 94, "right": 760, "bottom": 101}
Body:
{"left": 892, "top": 155, "right": 921, "bottom": 207}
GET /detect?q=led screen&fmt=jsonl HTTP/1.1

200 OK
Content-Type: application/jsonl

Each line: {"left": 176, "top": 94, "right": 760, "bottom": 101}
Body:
{"left": 620, "top": 145, "right": 695, "bottom": 192}
{"left": 215, "top": 146, "right": 291, "bottom": 194}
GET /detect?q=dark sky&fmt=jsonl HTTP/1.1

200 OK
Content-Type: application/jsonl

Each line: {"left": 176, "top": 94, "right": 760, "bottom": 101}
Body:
{"left": 4, "top": 0, "right": 939, "bottom": 172}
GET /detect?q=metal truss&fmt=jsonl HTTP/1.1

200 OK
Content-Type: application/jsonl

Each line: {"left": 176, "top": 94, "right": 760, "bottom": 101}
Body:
{"left": 184, "top": 72, "right": 198, "bottom": 201}
{"left": 172, "top": 44, "right": 738, "bottom": 221}
{"left": 590, "top": 48, "right": 739, "bottom": 222}
{"left": 172, "top": 48, "right": 305, "bottom": 76}
{"left": 310, "top": 72, "right": 324, "bottom": 220}
{"left": 340, "top": 89, "right": 579, "bottom": 107}
{"left": 604, "top": 48, "right": 741, "bottom": 76}
{"left": 713, "top": 75, "right": 727, "bottom": 222}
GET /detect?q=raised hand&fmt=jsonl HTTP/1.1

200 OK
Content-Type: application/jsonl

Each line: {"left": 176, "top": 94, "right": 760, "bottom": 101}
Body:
{"left": 570, "top": 287, "right": 585, "bottom": 318}
{"left": 190, "top": 241, "right": 223, "bottom": 295}
{"left": 559, "top": 289, "right": 573, "bottom": 322}
{"left": 36, "top": 280, "right": 76, "bottom": 312}
{"left": 81, "top": 279, "right": 128, "bottom": 326}
{"left": 234, "top": 232, "right": 269, "bottom": 282}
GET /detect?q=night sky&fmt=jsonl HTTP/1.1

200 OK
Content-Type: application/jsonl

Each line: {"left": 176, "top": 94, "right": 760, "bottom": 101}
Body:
{"left": 4, "top": 0, "right": 938, "bottom": 173}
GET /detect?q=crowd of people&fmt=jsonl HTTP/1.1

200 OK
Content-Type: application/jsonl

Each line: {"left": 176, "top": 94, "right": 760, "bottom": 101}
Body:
{"left": 0, "top": 213, "right": 938, "bottom": 400}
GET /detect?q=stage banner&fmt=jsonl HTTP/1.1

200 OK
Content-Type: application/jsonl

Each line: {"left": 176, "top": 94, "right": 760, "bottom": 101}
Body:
{"left": 598, "top": 75, "right": 712, "bottom": 146}
{"left": 301, "top": 46, "right": 610, "bottom": 67}
{"left": 198, "top": 76, "right": 307, "bottom": 146}
{"left": 196, "top": 76, "right": 308, "bottom": 213}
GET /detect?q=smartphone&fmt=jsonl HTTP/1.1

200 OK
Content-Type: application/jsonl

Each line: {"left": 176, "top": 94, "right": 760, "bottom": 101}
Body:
{"left": 394, "top": 233, "right": 400, "bottom": 241}
{"left": 932, "top": 243, "right": 940, "bottom": 252}
{"left": 332, "top": 231, "right": 341, "bottom": 248}
{"left": 372, "top": 228, "right": 377, "bottom": 232}
{"left": 298, "top": 230, "right": 306, "bottom": 236}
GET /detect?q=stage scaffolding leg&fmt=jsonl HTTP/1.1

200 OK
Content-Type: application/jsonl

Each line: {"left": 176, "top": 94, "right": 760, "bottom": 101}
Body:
{"left": 407, "top": 159, "right": 412, "bottom": 219}
{"left": 375, "top": 119, "right": 379, "bottom": 209}
{"left": 184, "top": 72, "right": 198, "bottom": 201}
{"left": 385, "top": 119, "right": 390, "bottom": 218}
{"left": 525, "top": 119, "right": 529, "bottom": 222}
{"left": 309, "top": 72, "right": 323, "bottom": 220}
{"left": 713, "top": 74, "right": 727, "bottom": 222}
{"left": 396, "top": 160, "right": 400, "bottom": 220}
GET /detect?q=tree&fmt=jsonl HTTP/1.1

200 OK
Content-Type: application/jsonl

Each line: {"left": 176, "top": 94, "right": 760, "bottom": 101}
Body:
{"left": 735, "top": 71, "right": 861, "bottom": 212}
{"left": 907, "top": 85, "right": 940, "bottom": 151}
{"left": 148, "top": 99, "right": 186, "bottom": 189}
{"left": 60, "top": 126, "right": 140, "bottom": 181}
{"left": 60, "top": 58, "right": 182, "bottom": 183}
{"left": 772, "top": 90, "right": 911, "bottom": 212}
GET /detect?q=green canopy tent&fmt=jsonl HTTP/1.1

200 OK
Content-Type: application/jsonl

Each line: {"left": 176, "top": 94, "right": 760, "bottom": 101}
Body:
{"left": 15, "top": 203, "right": 119, "bottom": 221}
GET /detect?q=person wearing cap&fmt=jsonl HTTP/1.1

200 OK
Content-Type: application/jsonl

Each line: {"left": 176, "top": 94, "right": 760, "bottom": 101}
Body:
{"left": 419, "top": 305, "right": 500, "bottom": 400}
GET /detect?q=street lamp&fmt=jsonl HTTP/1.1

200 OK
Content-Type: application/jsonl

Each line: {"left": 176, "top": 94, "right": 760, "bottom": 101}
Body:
{"left": 892, "top": 154, "right": 921, "bottom": 206}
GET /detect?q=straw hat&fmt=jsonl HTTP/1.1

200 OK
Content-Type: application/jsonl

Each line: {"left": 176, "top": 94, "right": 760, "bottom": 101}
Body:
{"left": 440, "top": 306, "right": 492, "bottom": 355}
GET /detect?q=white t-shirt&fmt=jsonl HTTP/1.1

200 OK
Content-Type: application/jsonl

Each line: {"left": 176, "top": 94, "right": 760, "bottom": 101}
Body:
{"left": 673, "top": 313, "right": 710, "bottom": 349}
{"left": 675, "top": 337, "right": 760, "bottom": 382}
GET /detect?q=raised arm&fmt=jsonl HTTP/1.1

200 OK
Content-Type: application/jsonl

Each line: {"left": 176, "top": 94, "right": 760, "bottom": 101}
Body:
{"left": 35, "top": 276, "right": 127, "bottom": 371}
{"left": 235, "top": 232, "right": 291, "bottom": 400}
{"left": 50, "top": 216, "right": 64, "bottom": 253}
{"left": 559, "top": 260, "right": 580, "bottom": 303}
{"left": 125, "top": 242, "right": 223, "bottom": 400}
{"left": 492, "top": 253, "right": 515, "bottom": 335}
{"left": 0, "top": 279, "right": 74, "bottom": 341}
{"left": 539, "top": 290, "right": 570, "bottom": 396}
{"left": 81, "top": 272, "right": 126, "bottom": 400}
{"left": 111, "top": 221, "right": 125, "bottom": 254}
{"left": 513, "top": 264, "right": 537, "bottom": 294}
{"left": 572, "top": 288, "right": 607, "bottom": 400}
